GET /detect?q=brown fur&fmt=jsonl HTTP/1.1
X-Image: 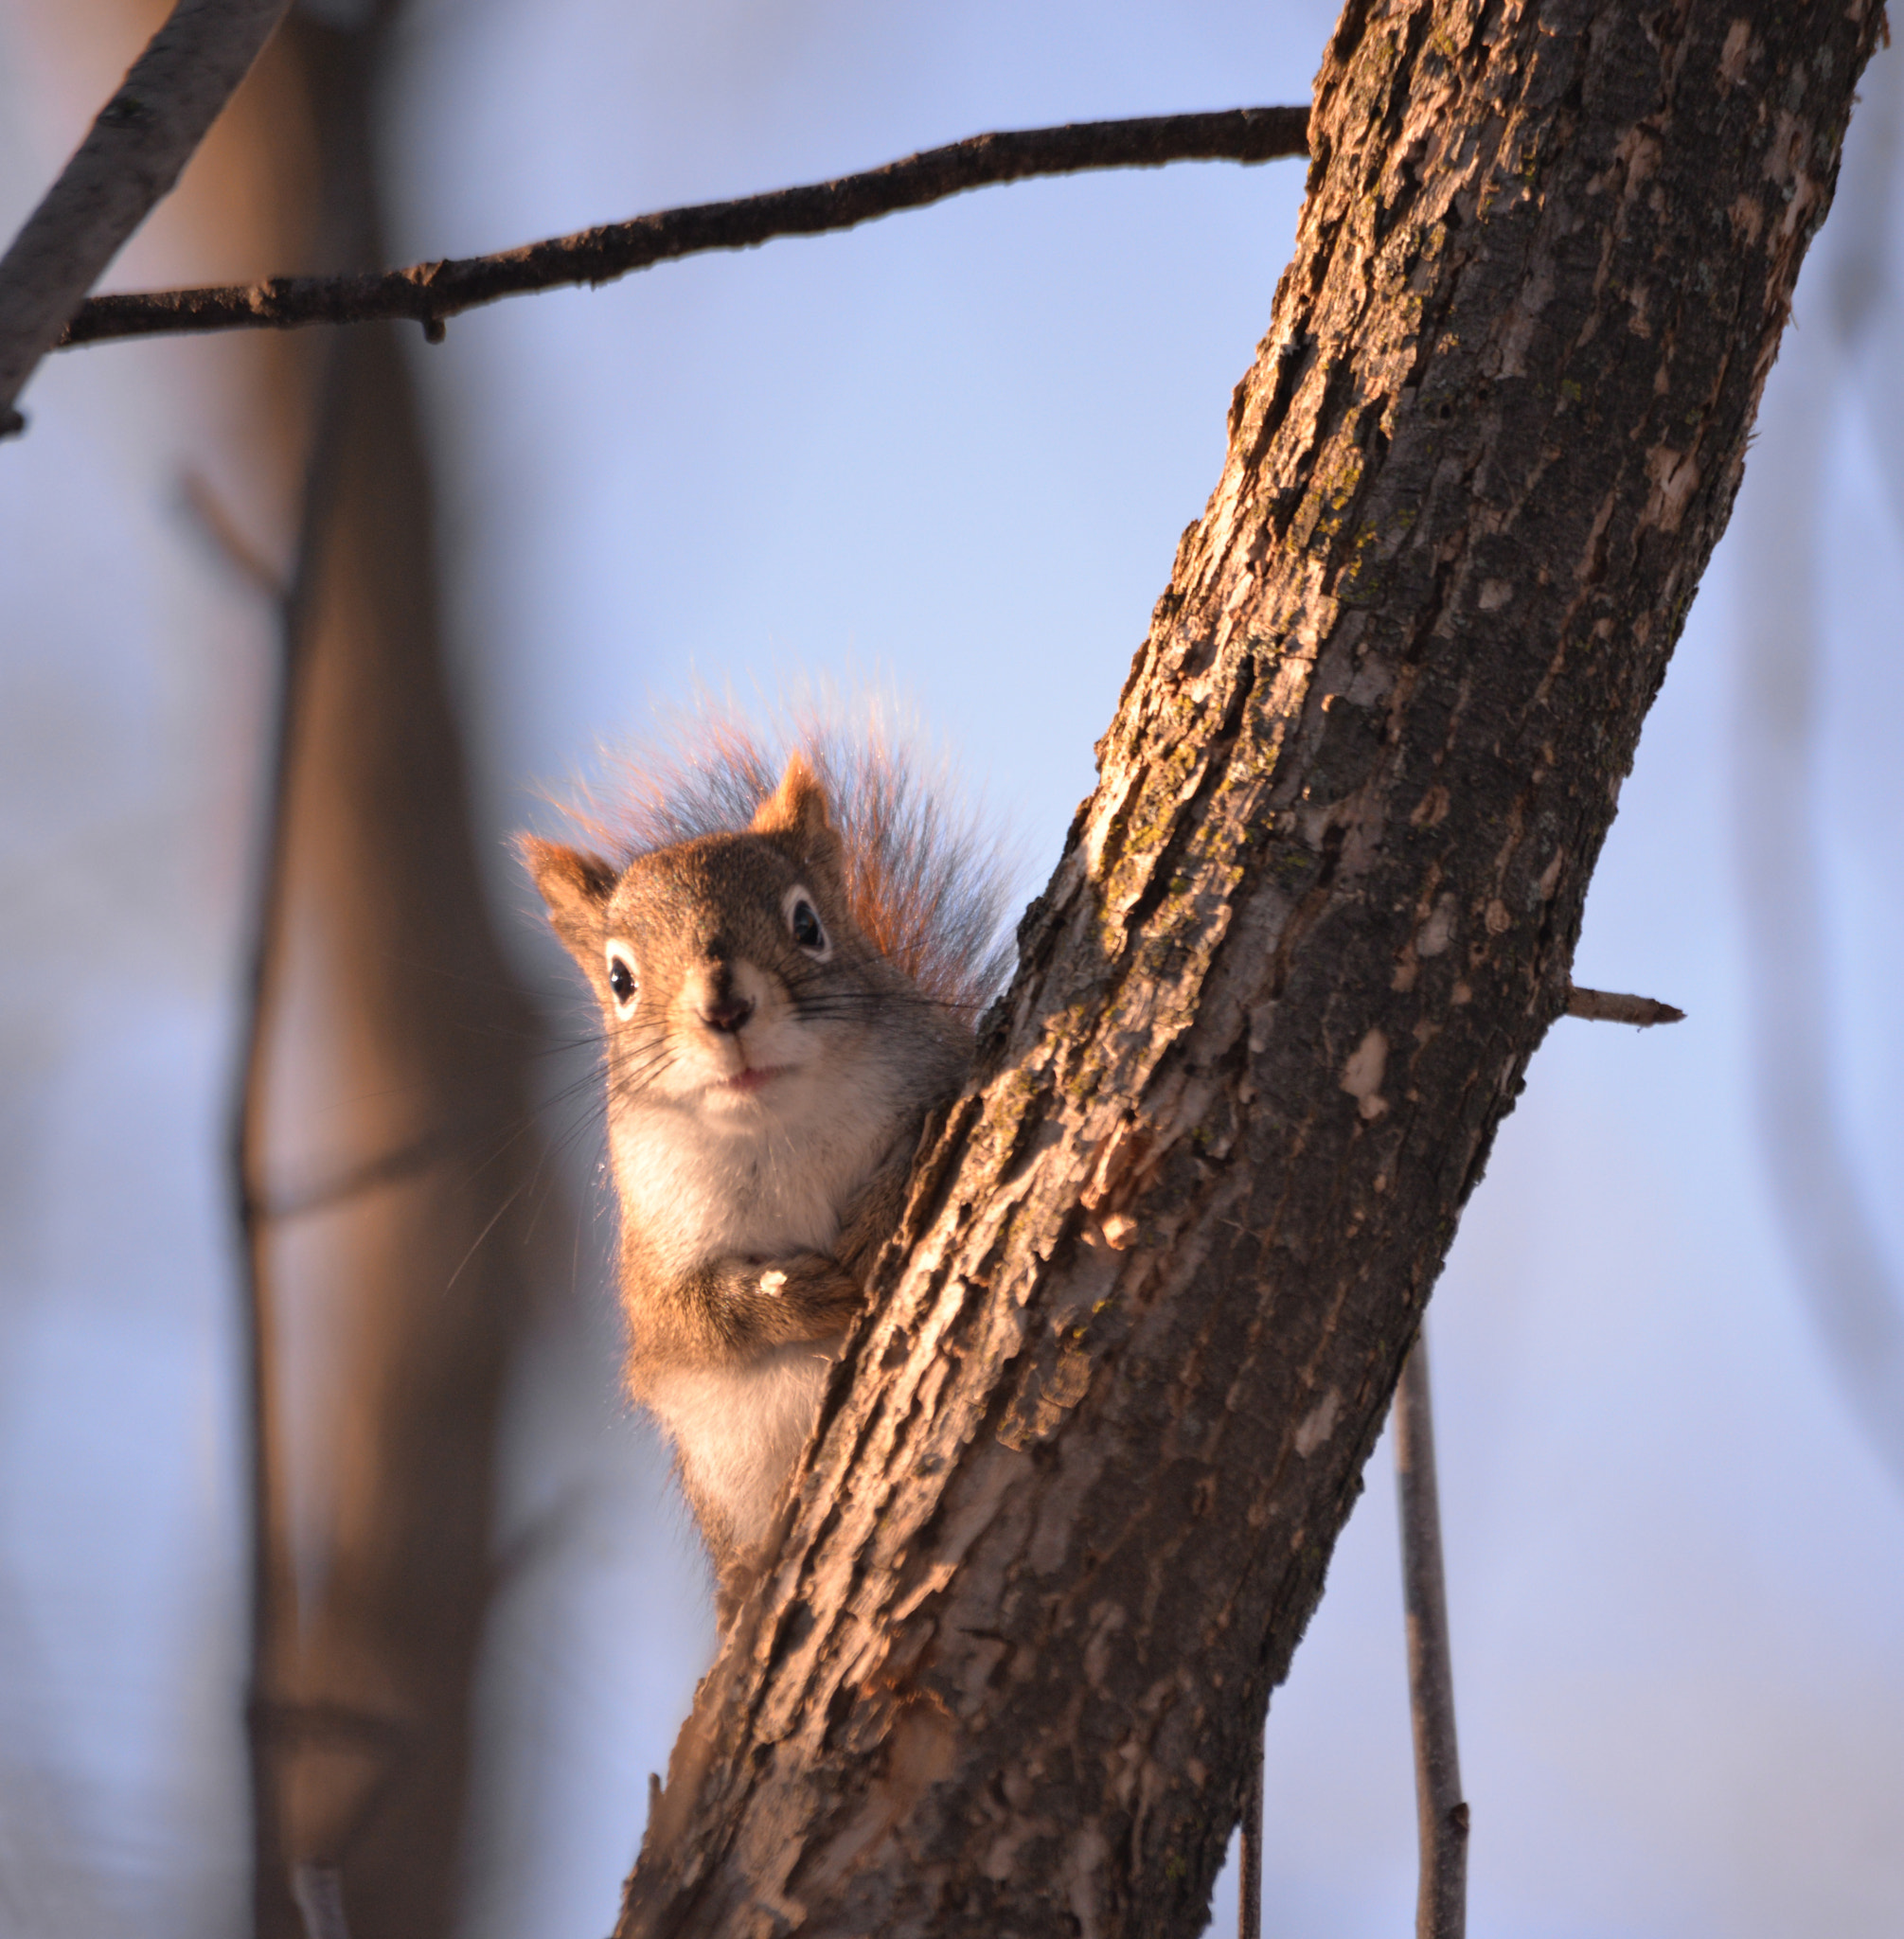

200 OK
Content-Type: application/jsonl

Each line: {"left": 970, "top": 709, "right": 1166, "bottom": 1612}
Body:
{"left": 556, "top": 694, "right": 1015, "bottom": 1013}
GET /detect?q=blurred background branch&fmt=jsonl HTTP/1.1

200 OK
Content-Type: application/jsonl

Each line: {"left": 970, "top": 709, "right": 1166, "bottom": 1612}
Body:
{"left": 227, "top": 8, "right": 546, "bottom": 1936}
{"left": 1735, "top": 44, "right": 1904, "bottom": 1493}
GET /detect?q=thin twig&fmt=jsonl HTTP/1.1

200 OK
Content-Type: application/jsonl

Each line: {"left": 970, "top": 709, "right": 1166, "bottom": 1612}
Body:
{"left": 263, "top": 1126, "right": 457, "bottom": 1221}
{"left": 55, "top": 106, "right": 1309, "bottom": 351}
{"left": 1395, "top": 1332, "right": 1468, "bottom": 1939}
{"left": 1564, "top": 984, "right": 1684, "bottom": 1026}
{"left": 0, "top": 0, "right": 295, "bottom": 427}
{"left": 487, "top": 1482, "right": 596, "bottom": 1598}
{"left": 180, "top": 468, "right": 289, "bottom": 600}
{"left": 1238, "top": 1730, "right": 1264, "bottom": 1939}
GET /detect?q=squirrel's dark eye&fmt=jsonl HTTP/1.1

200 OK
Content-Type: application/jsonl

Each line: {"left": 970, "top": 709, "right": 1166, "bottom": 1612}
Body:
{"left": 607, "top": 954, "right": 635, "bottom": 1005}
{"left": 790, "top": 899, "right": 825, "bottom": 952}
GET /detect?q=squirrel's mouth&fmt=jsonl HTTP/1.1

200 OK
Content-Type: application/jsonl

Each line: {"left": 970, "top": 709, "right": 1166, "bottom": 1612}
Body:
{"left": 713, "top": 1065, "right": 785, "bottom": 1096}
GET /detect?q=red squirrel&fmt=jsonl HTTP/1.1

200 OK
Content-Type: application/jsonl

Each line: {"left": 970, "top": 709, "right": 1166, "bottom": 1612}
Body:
{"left": 523, "top": 727, "right": 1007, "bottom": 1617}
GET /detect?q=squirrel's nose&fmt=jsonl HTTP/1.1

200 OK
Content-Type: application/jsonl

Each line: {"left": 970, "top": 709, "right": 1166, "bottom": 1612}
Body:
{"left": 699, "top": 990, "right": 755, "bottom": 1034}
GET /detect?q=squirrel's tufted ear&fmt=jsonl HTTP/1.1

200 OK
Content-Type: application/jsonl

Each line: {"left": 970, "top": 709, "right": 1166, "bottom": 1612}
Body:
{"left": 520, "top": 836, "right": 617, "bottom": 970}
{"left": 750, "top": 753, "right": 839, "bottom": 863}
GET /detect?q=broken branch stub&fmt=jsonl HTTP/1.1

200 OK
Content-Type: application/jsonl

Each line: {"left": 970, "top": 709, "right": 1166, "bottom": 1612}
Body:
{"left": 620, "top": 4, "right": 1882, "bottom": 1936}
{"left": 1566, "top": 985, "right": 1684, "bottom": 1026}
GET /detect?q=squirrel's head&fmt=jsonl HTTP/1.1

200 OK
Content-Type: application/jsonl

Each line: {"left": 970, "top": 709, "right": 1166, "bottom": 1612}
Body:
{"left": 524, "top": 755, "right": 909, "bottom": 1120}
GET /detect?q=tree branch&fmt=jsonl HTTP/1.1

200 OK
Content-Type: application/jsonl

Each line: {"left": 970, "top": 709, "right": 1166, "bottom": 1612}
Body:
{"left": 1564, "top": 986, "right": 1684, "bottom": 1026}
{"left": 1396, "top": 1334, "right": 1468, "bottom": 1939}
{"left": 608, "top": 6, "right": 1881, "bottom": 1936}
{"left": 0, "top": 0, "right": 294, "bottom": 428}
{"left": 52, "top": 106, "right": 1309, "bottom": 350}
{"left": 1237, "top": 1741, "right": 1264, "bottom": 1939}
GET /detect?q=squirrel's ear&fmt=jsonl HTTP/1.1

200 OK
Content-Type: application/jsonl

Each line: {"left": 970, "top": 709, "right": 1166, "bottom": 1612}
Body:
{"left": 750, "top": 753, "right": 838, "bottom": 862}
{"left": 520, "top": 836, "right": 617, "bottom": 968}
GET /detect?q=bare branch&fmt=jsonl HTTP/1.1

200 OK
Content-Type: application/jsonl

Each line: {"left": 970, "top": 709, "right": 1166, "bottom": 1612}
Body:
{"left": 0, "top": 0, "right": 294, "bottom": 428}
{"left": 1396, "top": 1335, "right": 1468, "bottom": 1939}
{"left": 1238, "top": 1739, "right": 1264, "bottom": 1939}
{"left": 53, "top": 106, "right": 1309, "bottom": 350}
{"left": 1564, "top": 986, "right": 1685, "bottom": 1026}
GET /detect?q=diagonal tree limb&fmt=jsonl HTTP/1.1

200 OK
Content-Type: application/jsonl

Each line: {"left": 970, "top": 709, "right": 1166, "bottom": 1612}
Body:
{"left": 51, "top": 107, "right": 1310, "bottom": 350}
{"left": 609, "top": 6, "right": 1884, "bottom": 1936}
{"left": 0, "top": 0, "right": 294, "bottom": 427}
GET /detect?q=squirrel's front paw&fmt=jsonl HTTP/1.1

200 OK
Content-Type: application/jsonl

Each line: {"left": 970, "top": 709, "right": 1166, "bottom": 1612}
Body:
{"left": 744, "top": 1252, "right": 864, "bottom": 1340}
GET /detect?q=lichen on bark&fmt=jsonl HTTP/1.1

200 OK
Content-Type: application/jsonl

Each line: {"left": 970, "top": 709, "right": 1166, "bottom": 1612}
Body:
{"left": 618, "top": 5, "right": 1886, "bottom": 1935}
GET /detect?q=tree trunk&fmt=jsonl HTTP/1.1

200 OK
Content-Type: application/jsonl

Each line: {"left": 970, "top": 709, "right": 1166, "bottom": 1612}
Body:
{"left": 617, "top": 3, "right": 1882, "bottom": 1935}
{"left": 242, "top": 14, "right": 536, "bottom": 1938}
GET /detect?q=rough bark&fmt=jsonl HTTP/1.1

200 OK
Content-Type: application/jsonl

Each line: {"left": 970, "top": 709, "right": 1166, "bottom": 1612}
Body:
{"left": 617, "top": 3, "right": 1882, "bottom": 1936}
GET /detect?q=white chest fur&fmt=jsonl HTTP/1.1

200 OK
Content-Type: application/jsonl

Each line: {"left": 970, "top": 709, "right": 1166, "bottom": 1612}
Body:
{"left": 644, "top": 1346, "right": 835, "bottom": 1551}
{"left": 610, "top": 1057, "right": 911, "bottom": 1551}
{"left": 610, "top": 1056, "right": 905, "bottom": 1272}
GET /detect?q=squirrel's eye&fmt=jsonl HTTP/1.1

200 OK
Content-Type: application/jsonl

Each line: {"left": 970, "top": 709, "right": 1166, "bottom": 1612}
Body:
{"left": 790, "top": 899, "right": 825, "bottom": 952}
{"left": 606, "top": 952, "right": 636, "bottom": 1008}
{"left": 781, "top": 884, "right": 833, "bottom": 959}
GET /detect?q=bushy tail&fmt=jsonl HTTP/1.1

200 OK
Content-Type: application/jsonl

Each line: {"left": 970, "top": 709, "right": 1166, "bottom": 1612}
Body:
{"left": 562, "top": 689, "right": 1020, "bottom": 1015}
